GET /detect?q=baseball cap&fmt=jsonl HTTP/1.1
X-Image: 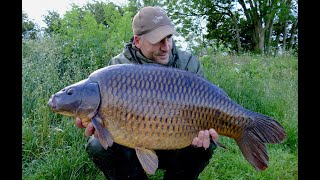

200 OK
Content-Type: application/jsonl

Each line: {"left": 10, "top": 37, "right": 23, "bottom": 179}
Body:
{"left": 132, "top": 6, "right": 177, "bottom": 44}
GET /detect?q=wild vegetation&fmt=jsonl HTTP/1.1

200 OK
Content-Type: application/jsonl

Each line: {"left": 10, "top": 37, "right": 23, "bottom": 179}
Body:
{"left": 22, "top": 1, "right": 298, "bottom": 179}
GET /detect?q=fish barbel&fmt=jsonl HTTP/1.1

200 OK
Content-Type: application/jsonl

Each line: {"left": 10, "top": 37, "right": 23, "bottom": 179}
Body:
{"left": 48, "top": 64, "right": 286, "bottom": 174}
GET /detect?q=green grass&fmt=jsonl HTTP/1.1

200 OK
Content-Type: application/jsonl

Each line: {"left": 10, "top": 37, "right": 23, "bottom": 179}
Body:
{"left": 199, "top": 53, "right": 298, "bottom": 179}
{"left": 22, "top": 38, "right": 298, "bottom": 179}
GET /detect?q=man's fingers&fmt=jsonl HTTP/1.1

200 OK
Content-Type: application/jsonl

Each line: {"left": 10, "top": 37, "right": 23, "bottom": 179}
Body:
{"left": 196, "top": 131, "right": 204, "bottom": 147}
{"left": 202, "top": 130, "right": 210, "bottom": 149}
{"left": 196, "top": 138, "right": 202, "bottom": 147}
{"left": 94, "top": 130, "right": 99, "bottom": 138}
{"left": 76, "top": 117, "right": 97, "bottom": 138}
{"left": 85, "top": 122, "right": 95, "bottom": 137}
{"left": 75, "top": 117, "right": 85, "bottom": 128}
{"left": 209, "top": 128, "right": 219, "bottom": 141}
{"left": 192, "top": 137, "right": 203, "bottom": 147}
{"left": 198, "top": 130, "right": 204, "bottom": 141}
{"left": 192, "top": 137, "right": 200, "bottom": 146}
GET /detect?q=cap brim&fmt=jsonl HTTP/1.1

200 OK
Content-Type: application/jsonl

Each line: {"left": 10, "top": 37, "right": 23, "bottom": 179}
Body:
{"left": 142, "top": 25, "right": 177, "bottom": 44}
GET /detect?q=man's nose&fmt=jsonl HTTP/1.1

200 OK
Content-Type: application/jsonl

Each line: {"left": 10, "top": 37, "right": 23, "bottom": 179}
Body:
{"left": 160, "top": 38, "right": 170, "bottom": 51}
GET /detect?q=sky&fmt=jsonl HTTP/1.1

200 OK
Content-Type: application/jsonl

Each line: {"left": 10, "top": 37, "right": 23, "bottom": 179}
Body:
{"left": 22, "top": 0, "right": 128, "bottom": 28}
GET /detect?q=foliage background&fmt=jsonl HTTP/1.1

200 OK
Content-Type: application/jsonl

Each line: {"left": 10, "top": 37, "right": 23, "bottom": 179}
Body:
{"left": 22, "top": 1, "right": 298, "bottom": 179}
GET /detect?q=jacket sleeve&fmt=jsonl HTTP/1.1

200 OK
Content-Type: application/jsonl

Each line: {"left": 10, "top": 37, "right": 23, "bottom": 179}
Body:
{"left": 176, "top": 50, "right": 205, "bottom": 78}
{"left": 108, "top": 53, "right": 134, "bottom": 66}
{"left": 186, "top": 55, "right": 205, "bottom": 78}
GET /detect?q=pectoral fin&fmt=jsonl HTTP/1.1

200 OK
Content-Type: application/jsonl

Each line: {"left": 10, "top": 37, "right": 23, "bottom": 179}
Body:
{"left": 92, "top": 116, "right": 114, "bottom": 150}
{"left": 135, "top": 147, "right": 158, "bottom": 175}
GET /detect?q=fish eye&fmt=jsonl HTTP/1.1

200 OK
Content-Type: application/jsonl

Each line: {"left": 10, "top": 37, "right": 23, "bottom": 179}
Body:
{"left": 67, "top": 89, "right": 73, "bottom": 95}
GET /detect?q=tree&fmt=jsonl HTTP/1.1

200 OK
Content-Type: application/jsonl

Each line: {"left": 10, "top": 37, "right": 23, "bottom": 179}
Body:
{"left": 42, "top": 2, "right": 133, "bottom": 67}
{"left": 205, "top": 1, "right": 243, "bottom": 53}
{"left": 236, "top": 0, "right": 282, "bottom": 53}
{"left": 272, "top": 0, "right": 298, "bottom": 53}
{"left": 165, "top": 0, "right": 250, "bottom": 53}
{"left": 165, "top": 0, "right": 298, "bottom": 54}
{"left": 22, "top": 11, "right": 38, "bottom": 39}
{"left": 43, "top": 11, "right": 62, "bottom": 35}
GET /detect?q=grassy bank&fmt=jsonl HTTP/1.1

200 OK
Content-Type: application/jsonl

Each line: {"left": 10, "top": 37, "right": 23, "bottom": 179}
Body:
{"left": 22, "top": 38, "right": 298, "bottom": 179}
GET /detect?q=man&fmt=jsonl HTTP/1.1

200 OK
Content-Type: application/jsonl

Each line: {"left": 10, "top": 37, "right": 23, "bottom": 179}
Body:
{"left": 76, "top": 6, "right": 219, "bottom": 180}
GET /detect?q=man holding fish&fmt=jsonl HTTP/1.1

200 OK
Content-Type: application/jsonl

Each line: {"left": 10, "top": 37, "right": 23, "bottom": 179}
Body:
{"left": 75, "top": 6, "right": 219, "bottom": 180}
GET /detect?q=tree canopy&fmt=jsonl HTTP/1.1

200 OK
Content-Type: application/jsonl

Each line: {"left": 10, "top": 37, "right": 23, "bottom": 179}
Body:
{"left": 22, "top": 0, "right": 298, "bottom": 55}
{"left": 165, "top": 0, "right": 298, "bottom": 54}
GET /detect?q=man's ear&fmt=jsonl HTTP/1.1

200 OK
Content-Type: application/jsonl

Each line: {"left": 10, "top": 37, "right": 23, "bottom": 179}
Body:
{"left": 133, "top": 35, "right": 142, "bottom": 49}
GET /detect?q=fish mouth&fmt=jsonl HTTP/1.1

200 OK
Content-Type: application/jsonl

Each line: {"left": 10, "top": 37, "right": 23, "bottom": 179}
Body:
{"left": 47, "top": 94, "right": 79, "bottom": 117}
{"left": 47, "top": 95, "right": 57, "bottom": 111}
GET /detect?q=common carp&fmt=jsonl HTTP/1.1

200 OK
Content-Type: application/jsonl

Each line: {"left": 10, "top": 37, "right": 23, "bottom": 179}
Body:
{"left": 48, "top": 64, "right": 286, "bottom": 174}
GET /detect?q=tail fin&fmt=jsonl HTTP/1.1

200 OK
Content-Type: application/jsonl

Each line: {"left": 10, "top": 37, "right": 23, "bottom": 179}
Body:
{"left": 236, "top": 112, "right": 286, "bottom": 170}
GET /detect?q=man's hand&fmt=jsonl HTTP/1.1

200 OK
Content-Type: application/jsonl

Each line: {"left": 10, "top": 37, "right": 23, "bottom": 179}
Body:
{"left": 75, "top": 117, "right": 98, "bottom": 138}
{"left": 192, "top": 129, "right": 219, "bottom": 150}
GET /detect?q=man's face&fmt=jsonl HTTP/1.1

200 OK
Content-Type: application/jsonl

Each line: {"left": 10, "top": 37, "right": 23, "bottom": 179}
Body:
{"left": 134, "top": 35, "right": 173, "bottom": 65}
